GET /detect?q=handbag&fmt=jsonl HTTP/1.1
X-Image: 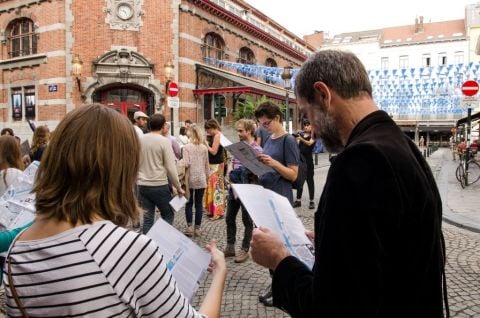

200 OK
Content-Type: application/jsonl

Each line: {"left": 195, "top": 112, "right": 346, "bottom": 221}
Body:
{"left": 7, "top": 253, "right": 29, "bottom": 317}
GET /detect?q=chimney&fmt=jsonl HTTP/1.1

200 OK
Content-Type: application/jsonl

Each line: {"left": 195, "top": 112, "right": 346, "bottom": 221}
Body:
{"left": 419, "top": 16, "right": 424, "bottom": 32}
{"left": 414, "top": 17, "right": 419, "bottom": 33}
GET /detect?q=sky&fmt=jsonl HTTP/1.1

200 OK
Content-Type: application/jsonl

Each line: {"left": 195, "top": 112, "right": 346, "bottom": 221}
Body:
{"left": 249, "top": 0, "right": 476, "bottom": 38}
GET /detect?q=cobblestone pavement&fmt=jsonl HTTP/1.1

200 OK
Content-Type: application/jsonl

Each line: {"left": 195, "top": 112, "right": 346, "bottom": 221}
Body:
{"left": 0, "top": 152, "right": 479, "bottom": 317}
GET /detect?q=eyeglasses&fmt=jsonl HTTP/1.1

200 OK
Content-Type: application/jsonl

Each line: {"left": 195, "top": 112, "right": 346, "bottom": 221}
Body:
{"left": 258, "top": 119, "right": 273, "bottom": 128}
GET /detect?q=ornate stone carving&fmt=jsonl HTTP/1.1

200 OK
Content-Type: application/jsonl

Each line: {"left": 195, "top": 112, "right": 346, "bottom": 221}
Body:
{"left": 104, "top": 0, "right": 144, "bottom": 31}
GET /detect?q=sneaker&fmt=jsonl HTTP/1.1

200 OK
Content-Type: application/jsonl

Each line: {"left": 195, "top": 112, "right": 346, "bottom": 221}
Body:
{"left": 194, "top": 227, "right": 202, "bottom": 237}
{"left": 309, "top": 201, "right": 315, "bottom": 209}
{"left": 184, "top": 226, "right": 193, "bottom": 237}
{"left": 234, "top": 249, "right": 249, "bottom": 263}
{"left": 292, "top": 200, "right": 301, "bottom": 208}
{"left": 223, "top": 244, "right": 235, "bottom": 258}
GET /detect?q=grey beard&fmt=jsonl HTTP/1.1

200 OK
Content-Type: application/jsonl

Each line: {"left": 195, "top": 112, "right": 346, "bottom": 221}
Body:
{"left": 314, "top": 111, "right": 344, "bottom": 154}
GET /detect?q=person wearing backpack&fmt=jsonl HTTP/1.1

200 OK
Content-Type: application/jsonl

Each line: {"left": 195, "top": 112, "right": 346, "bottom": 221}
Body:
{"left": 255, "top": 101, "right": 300, "bottom": 306}
{"left": 292, "top": 120, "right": 316, "bottom": 209}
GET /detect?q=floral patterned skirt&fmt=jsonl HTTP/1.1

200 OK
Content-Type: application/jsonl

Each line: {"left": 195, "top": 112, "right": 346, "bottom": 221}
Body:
{"left": 203, "top": 163, "right": 225, "bottom": 216}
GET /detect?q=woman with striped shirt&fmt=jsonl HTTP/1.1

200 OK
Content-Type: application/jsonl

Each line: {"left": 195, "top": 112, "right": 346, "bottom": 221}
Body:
{"left": 3, "top": 104, "right": 227, "bottom": 318}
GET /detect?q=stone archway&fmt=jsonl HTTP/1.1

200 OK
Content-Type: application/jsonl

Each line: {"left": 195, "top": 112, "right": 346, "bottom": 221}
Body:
{"left": 83, "top": 48, "right": 163, "bottom": 111}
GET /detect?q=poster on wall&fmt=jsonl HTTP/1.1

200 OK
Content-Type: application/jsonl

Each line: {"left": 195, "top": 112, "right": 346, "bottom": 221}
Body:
{"left": 25, "top": 93, "right": 36, "bottom": 119}
{"left": 11, "top": 93, "right": 22, "bottom": 120}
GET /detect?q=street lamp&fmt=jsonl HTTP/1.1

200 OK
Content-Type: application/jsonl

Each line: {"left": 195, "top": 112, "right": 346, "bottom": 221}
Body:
{"left": 72, "top": 55, "right": 83, "bottom": 93}
{"left": 164, "top": 61, "right": 175, "bottom": 135}
{"left": 282, "top": 66, "right": 293, "bottom": 133}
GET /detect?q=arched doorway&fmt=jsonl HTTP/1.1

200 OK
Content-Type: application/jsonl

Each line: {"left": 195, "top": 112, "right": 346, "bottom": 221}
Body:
{"left": 92, "top": 84, "right": 154, "bottom": 122}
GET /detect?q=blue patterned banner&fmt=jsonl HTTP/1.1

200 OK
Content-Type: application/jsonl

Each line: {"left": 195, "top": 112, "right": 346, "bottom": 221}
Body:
{"left": 206, "top": 57, "right": 478, "bottom": 116}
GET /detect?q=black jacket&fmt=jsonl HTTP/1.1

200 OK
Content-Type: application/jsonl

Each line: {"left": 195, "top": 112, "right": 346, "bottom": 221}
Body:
{"left": 272, "top": 111, "right": 446, "bottom": 317}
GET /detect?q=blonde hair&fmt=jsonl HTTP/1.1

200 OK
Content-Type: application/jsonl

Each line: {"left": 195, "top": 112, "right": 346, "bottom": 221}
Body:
{"left": 236, "top": 119, "right": 256, "bottom": 136}
{"left": 31, "top": 125, "right": 50, "bottom": 154}
{"left": 188, "top": 124, "right": 205, "bottom": 145}
{"left": 33, "top": 104, "right": 140, "bottom": 227}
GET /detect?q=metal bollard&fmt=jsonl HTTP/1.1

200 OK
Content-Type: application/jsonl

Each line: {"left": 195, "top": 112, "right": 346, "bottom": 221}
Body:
{"left": 423, "top": 149, "right": 427, "bottom": 158}
{"left": 315, "top": 153, "right": 318, "bottom": 165}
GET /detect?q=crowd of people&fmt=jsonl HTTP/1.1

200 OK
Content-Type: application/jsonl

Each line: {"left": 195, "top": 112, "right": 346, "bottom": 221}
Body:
{"left": 0, "top": 49, "right": 450, "bottom": 317}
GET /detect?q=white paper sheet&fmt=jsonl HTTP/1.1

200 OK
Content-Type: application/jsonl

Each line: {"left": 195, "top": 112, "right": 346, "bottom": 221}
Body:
{"left": 220, "top": 133, "right": 232, "bottom": 147}
{"left": 226, "top": 141, "right": 274, "bottom": 176}
{"left": 147, "top": 218, "right": 211, "bottom": 301}
{"left": 0, "top": 161, "right": 39, "bottom": 231}
{"left": 169, "top": 195, "right": 188, "bottom": 212}
{"left": 231, "top": 184, "right": 315, "bottom": 269}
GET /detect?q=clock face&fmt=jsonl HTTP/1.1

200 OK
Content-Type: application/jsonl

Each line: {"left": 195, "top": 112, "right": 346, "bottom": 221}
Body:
{"left": 117, "top": 3, "right": 133, "bottom": 20}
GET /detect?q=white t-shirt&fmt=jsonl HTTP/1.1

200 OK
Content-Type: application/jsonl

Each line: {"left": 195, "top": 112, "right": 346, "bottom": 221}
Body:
{"left": 0, "top": 168, "right": 22, "bottom": 196}
{"left": 4, "top": 220, "right": 205, "bottom": 317}
{"left": 134, "top": 125, "right": 144, "bottom": 139}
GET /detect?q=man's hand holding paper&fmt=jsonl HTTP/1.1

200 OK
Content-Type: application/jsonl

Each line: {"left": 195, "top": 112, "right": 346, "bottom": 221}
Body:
{"left": 250, "top": 226, "right": 291, "bottom": 271}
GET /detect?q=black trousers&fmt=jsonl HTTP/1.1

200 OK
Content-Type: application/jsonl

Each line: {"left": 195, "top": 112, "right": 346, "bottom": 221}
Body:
{"left": 225, "top": 191, "right": 253, "bottom": 251}
{"left": 296, "top": 154, "right": 315, "bottom": 201}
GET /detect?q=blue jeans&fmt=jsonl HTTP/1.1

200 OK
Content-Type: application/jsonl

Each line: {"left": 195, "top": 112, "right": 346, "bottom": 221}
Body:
{"left": 185, "top": 188, "right": 205, "bottom": 226}
{"left": 138, "top": 184, "right": 174, "bottom": 233}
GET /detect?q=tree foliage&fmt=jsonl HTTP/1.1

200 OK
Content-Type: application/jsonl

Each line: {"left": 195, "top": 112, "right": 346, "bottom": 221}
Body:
{"left": 234, "top": 95, "right": 282, "bottom": 120}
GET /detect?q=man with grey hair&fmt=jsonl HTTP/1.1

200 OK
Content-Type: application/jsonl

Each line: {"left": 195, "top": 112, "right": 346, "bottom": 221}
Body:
{"left": 250, "top": 50, "right": 448, "bottom": 317}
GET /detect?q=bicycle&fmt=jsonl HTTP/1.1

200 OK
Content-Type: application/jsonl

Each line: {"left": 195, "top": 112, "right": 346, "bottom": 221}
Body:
{"left": 455, "top": 150, "right": 480, "bottom": 188}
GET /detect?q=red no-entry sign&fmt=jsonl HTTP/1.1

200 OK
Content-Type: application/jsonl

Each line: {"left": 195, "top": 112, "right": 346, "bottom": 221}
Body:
{"left": 167, "top": 81, "right": 179, "bottom": 97}
{"left": 461, "top": 80, "right": 479, "bottom": 97}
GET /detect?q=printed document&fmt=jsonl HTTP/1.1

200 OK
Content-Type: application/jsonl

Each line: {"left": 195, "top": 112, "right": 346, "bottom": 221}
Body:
{"left": 147, "top": 218, "right": 211, "bottom": 301}
{"left": 0, "top": 161, "right": 39, "bottom": 231}
{"left": 231, "top": 184, "right": 315, "bottom": 269}
{"left": 226, "top": 141, "right": 273, "bottom": 176}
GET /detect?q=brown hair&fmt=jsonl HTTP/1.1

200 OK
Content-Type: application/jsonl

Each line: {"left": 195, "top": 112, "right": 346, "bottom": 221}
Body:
{"left": 254, "top": 101, "right": 283, "bottom": 122}
{"left": 204, "top": 118, "right": 221, "bottom": 131}
{"left": 31, "top": 125, "right": 50, "bottom": 154}
{"left": 33, "top": 104, "right": 140, "bottom": 227}
{"left": 0, "top": 135, "right": 24, "bottom": 186}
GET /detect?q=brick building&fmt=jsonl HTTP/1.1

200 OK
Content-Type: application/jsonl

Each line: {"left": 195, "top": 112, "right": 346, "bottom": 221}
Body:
{"left": 0, "top": 0, "right": 313, "bottom": 139}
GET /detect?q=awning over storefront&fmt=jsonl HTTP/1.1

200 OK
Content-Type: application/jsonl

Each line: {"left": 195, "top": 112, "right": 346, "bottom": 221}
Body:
{"left": 456, "top": 111, "right": 480, "bottom": 127}
{"left": 193, "top": 63, "right": 295, "bottom": 103}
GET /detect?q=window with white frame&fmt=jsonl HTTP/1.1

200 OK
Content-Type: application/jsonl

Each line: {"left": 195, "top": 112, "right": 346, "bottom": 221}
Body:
{"left": 454, "top": 52, "right": 464, "bottom": 64}
{"left": 438, "top": 53, "right": 447, "bottom": 66}
{"left": 381, "top": 57, "right": 389, "bottom": 69}
{"left": 422, "top": 54, "right": 431, "bottom": 67}
{"left": 399, "top": 55, "right": 408, "bottom": 69}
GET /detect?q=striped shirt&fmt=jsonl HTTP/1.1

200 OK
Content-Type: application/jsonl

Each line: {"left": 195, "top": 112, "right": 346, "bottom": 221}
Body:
{"left": 3, "top": 220, "right": 205, "bottom": 318}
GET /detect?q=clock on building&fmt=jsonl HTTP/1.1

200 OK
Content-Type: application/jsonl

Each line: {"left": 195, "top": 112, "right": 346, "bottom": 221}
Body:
{"left": 105, "top": 0, "right": 143, "bottom": 31}
{"left": 116, "top": 3, "right": 134, "bottom": 20}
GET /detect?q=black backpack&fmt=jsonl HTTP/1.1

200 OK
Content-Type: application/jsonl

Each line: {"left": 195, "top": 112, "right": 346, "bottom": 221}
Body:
{"left": 282, "top": 135, "right": 307, "bottom": 189}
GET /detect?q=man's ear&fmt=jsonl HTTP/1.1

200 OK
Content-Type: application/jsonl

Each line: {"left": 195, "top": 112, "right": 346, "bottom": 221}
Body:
{"left": 313, "top": 81, "right": 331, "bottom": 107}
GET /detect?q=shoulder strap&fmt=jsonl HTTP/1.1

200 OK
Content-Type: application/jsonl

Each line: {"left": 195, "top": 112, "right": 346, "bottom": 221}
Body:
{"left": 282, "top": 134, "right": 288, "bottom": 166}
{"left": 7, "top": 239, "right": 29, "bottom": 318}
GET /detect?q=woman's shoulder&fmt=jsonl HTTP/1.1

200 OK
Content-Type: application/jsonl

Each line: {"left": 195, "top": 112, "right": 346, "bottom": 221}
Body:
{"left": 79, "top": 221, "right": 154, "bottom": 251}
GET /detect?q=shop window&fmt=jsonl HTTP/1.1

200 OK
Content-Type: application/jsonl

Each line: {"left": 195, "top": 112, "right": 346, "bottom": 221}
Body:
{"left": 203, "top": 33, "right": 225, "bottom": 65}
{"left": 7, "top": 18, "right": 38, "bottom": 58}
